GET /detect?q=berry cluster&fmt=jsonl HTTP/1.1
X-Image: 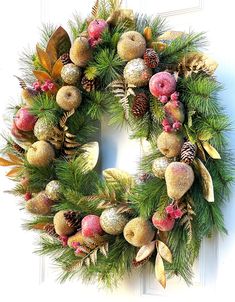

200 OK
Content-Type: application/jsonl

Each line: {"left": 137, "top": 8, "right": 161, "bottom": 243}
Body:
{"left": 165, "top": 204, "right": 183, "bottom": 219}
{"left": 33, "top": 79, "right": 56, "bottom": 92}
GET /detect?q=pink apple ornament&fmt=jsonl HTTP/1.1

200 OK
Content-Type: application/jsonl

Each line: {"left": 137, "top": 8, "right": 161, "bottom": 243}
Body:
{"left": 152, "top": 211, "right": 175, "bottom": 231}
{"left": 88, "top": 19, "right": 108, "bottom": 40}
{"left": 149, "top": 71, "right": 176, "bottom": 97}
{"left": 15, "top": 107, "right": 37, "bottom": 131}
{"left": 81, "top": 214, "right": 103, "bottom": 237}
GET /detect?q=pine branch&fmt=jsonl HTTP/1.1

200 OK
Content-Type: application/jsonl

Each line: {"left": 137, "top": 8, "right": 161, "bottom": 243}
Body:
{"left": 88, "top": 49, "right": 125, "bottom": 87}
{"left": 179, "top": 75, "right": 223, "bottom": 116}
{"left": 30, "top": 94, "right": 62, "bottom": 122}
{"left": 68, "top": 13, "right": 87, "bottom": 41}
{"left": 159, "top": 32, "right": 207, "bottom": 67}
{"left": 86, "top": 91, "right": 110, "bottom": 120}
{"left": 135, "top": 14, "right": 168, "bottom": 38}
{"left": 18, "top": 48, "right": 36, "bottom": 83}
{"left": 23, "top": 216, "right": 53, "bottom": 231}
{"left": 39, "top": 23, "right": 57, "bottom": 49}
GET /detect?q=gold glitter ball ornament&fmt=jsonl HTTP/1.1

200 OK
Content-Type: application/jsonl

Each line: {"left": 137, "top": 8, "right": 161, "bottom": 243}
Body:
{"left": 34, "top": 117, "right": 55, "bottom": 141}
{"left": 123, "top": 58, "right": 152, "bottom": 87}
{"left": 61, "top": 63, "right": 82, "bottom": 85}
{"left": 100, "top": 207, "right": 129, "bottom": 235}
{"left": 152, "top": 157, "right": 172, "bottom": 179}
{"left": 45, "top": 180, "right": 62, "bottom": 201}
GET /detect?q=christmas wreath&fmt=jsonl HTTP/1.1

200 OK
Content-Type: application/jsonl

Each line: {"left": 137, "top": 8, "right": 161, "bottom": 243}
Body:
{"left": 1, "top": 0, "right": 233, "bottom": 289}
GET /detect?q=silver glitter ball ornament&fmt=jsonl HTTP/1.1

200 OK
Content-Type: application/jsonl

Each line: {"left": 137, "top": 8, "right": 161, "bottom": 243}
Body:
{"left": 152, "top": 157, "right": 172, "bottom": 179}
{"left": 34, "top": 117, "right": 55, "bottom": 141}
{"left": 100, "top": 207, "right": 129, "bottom": 235}
{"left": 61, "top": 63, "right": 82, "bottom": 85}
{"left": 45, "top": 180, "right": 62, "bottom": 201}
{"left": 123, "top": 58, "right": 152, "bottom": 87}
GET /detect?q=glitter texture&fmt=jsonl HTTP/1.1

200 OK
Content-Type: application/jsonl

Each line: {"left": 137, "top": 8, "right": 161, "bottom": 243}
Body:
{"left": 34, "top": 118, "right": 55, "bottom": 141}
{"left": 152, "top": 157, "right": 172, "bottom": 179}
{"left": 124, "top": 58, "right": 152, "bottom": 87}
{"left": 61, "top": 63, "right": 82, "bottom": 85}
{"left": 100, "top": 207, "right": 129, "bottom": 235}
{"left": 45, "top": 180, "right": 62, "bottom": 200}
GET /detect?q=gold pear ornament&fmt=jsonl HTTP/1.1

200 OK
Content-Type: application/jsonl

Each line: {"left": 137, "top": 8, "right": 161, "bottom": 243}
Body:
{"left": 165, "top": 162, "right": 195, "bottom": 200}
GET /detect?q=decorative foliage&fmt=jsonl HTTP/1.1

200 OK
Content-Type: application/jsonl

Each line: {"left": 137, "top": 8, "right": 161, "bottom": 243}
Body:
{"left": 1, "top": 0, "right": 233, "bottom": 291}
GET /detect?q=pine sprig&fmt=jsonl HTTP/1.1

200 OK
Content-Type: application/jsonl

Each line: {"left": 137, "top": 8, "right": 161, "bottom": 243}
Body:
{"left": 88, "top": 49, "right": 124, "bottom": 87}
{"left": 159, "top": 32, "right": 207, "bottom": 67}
{"left": 68, "top": 13, "right": 87, "bottom": 41}
{"left": 29, "top": 94, "right": 62, "bottom": 122}
{"left": 135, "top": 14, "right": 167, "bottom": 39}
{"left": 39, "top": 23, "right": 57, "bottom": 49}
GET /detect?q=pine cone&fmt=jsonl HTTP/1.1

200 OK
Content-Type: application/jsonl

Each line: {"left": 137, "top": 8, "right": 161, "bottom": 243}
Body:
{"left": 81, "top": 76, "right": 96, "bottom": 92}
{"left": 44, "top": 223, "right": 59, "bottom": 238}
{"left": 180, "top": 141, "right": 197, "bottom": 165}
{"left": 144, "top": 48, "right": 159, "bottom": 68}
{"left": 64, "top": 210, "right": 82, "bottom": 229}
{"left": 132, "top": 93, "right": 149, "bottom": 118}
{"left": 60, "top": 53, "right": 72, "bottom": 65}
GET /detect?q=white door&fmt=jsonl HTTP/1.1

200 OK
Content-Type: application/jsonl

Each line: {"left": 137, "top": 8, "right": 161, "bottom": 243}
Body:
{"left": 0, "top": 1, "right": 235, "bottom": 301}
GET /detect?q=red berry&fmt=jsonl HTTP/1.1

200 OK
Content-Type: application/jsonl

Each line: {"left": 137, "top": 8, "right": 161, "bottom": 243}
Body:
{"left": 60, "top": 235, "right": 68, "bottom": 247}
{"left": 41, "top": 83, "right": 49, "bottom": 92}
{"left": 163, "top": 125, "right": 172, "bottom": 132}
{"left": 166, "top": 205, "right": 174, "bottom": 215}
{"left": 173, "top": 208, "right": 183, "bottom": 219}
{"left": 172, "top": 121, "right": 182, "bottom": 130}
{"left": 159, "top": 95, "right": 168, "bottom": 104}
{"left": 162, "top": 118, "right": 170, "bottom": 127}
{"left": 171, "top": 91, "right": 179, "bottom": 101}
{"left": 24, "top": 192, "right": 32, "bottom": 201}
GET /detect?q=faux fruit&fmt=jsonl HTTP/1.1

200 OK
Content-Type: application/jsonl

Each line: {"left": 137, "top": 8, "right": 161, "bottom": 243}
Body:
{"left": 157, "top": 132, "right": 184, "bottom": 158}
{"left": 117, "top": 31, "right": 146, "bottom": 61}
{"left": 45, "top": 180, "right": 61, "bottom": 201}
{"left": 123, "top": 217, "right": 155, "bottom": 247}
{"left": 67, "top": 230, "right": 85, "bottom": 248}
{"left": 149, "top": 72, "right": 176, "bottom": 97}
{"left": 100, "top": 207, "right": 129, "bottom": 235}
{"left": 88, "top": 19, "right": 108, "bottom": 39}
{"left": 165, "top": 162, "right": 195, "bottom": 200}
{"left": 56, "top": 85, "right": 82, "bottom": 111}
{"left": 152, "top": 211, "right": 175, "bottom": 231}
{"left": 15, "top": 107, "right": 37, "bottom": 131}
{"left": 33, "top": 117, "right": 55, "bottom": 141}
{"left": 152, "top": 157, "right": 172, "bottom": 179}
{"left": 69, "top": 37, "right": 92, "bottom": 67}
{"left": 61, "top": 63, "right": 82, "bottom": 85}
{"left": 26, "top": 140, "right": 55, "bottom": 167}
{"left": 164, "top": 101, "right": 185, "bottom": 124}
{"left": 81, "top": 215, "right": 103, "bottom": 237}
{"left": 123, "top": 58, "right": 152, "bottom": 87}
{"left": 54, "top": 210, "right": 76, "bottom": 236}
{"left": 26, "top": 191, "right": 54, "bottom": 215}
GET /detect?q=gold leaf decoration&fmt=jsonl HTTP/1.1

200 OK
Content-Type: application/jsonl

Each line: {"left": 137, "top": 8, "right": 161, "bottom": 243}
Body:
{"left": 7, "top": 153, "right": 23, "bottom": 165}
{"left": 36, "top": 45, "right": 52, "bottom": 72}
{"left": 6, "top": 166, "right": 23, "bottom": 177}
{"left": 108, "top": 78, "right": 136, "bottom": 119}
{"left": 195, "top": 158, "right": 214, "bottom": 202}
{"left": 33, "top": 70, "right": 52, "bottom": 82}
{"left": 51, "top": 58, "right": 63, "bottom": 79}
{"left": 179, "top": 198, "right": 196, "bottom": 243}
{"left": 157, "top": 241, "right": 172, "bottom": 264}
{"left": 103, "top": 168, "right": 135, "bottom": 189}
{"left": 202, "top": 141, "right": 221, "bottom": 159}
{"left": 179, "top": 52, "right": 218, "bottom": 77}
{"left": 91, "top": 0, "right": 99, "bottom": 18}
{"left": 90, "top": 249, "right": 98, "bottom": 265}
{"left": 79, "top": 142, "right": 99, "bottom": 173}
{"left": 135, "top": 241, "right": 156, "bottom": 262}
{"left": 0, "top": 157, "right": 16, "bottom": 166}
{"left": 46, "top": 26, "right": 71, "bottom": 65}
{"left": 196, "top": 141, "right": 207, "bottom": 161}
{"left": 155, "top": 253, "right": 166, "bottom": 289}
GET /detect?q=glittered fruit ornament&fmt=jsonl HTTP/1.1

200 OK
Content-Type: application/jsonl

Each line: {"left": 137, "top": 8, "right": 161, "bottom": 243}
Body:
{"left": 157, "top": 132, "right": 184, "bottom": 158}
{"left": 100, "top": 207, "right": 129, "bottom": 235}
{"left": 15, "top": 107, "right": 37, "bottom": 131}
{"left": 67, "top": 230, "right": 85, "bottom": 248}
{"left": 26, "top": 141, "right": 55, "bottom": 167}
{"left": 69, "top": 37, "right": 92, "bottom": 67}
{"left": 56, "top": 86, "right": 82, "bottom": 111}
{"left": 81, "top": 215, "right": 103, "bottom": 237}
{"left": 117, "top": 31, "right": 146, "bottom": 61}
{"left": 124, "top": 58, "right": 152, "bottom": 87}
{"left": 45, "top": 180, "right": 62, "bottom": 201}
{"left": 26, "top": 191, "right": 54, "bottom": 215}
{"left": 11, "top": 121, "right": 31, "bottom": 141}
{"left": 164, "top": 100, "right": 185, "bottom": 124}
{"left": 33, "top": 117, "right": 55, "bottom": 141}
{"left": 165, "top": 162, "right": 195, "bottom": 200}
{"left": 88, "top": 19, "right": 108, "bottom": 40}
{"left": 149, "top": 72, "right": 176, "bottom": 97}
{"left": 152, "top": 157, "right": 172, "bottom": 179}
{"left": 54, "top": 210, "right": 76, "bottom": 236}
{"left": 123, "top": 217, "right": 155, "bottom": 247}
{"left": 61, "top": 63, "right": 82, "bottom": 85}
{"left": 152, "top": 211, "right": 175, "bottom": 231}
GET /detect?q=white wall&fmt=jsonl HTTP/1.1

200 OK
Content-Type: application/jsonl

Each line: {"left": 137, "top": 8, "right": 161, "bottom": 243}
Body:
{"left": 0, "top": 1, "right": 235, "bottom": 301}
